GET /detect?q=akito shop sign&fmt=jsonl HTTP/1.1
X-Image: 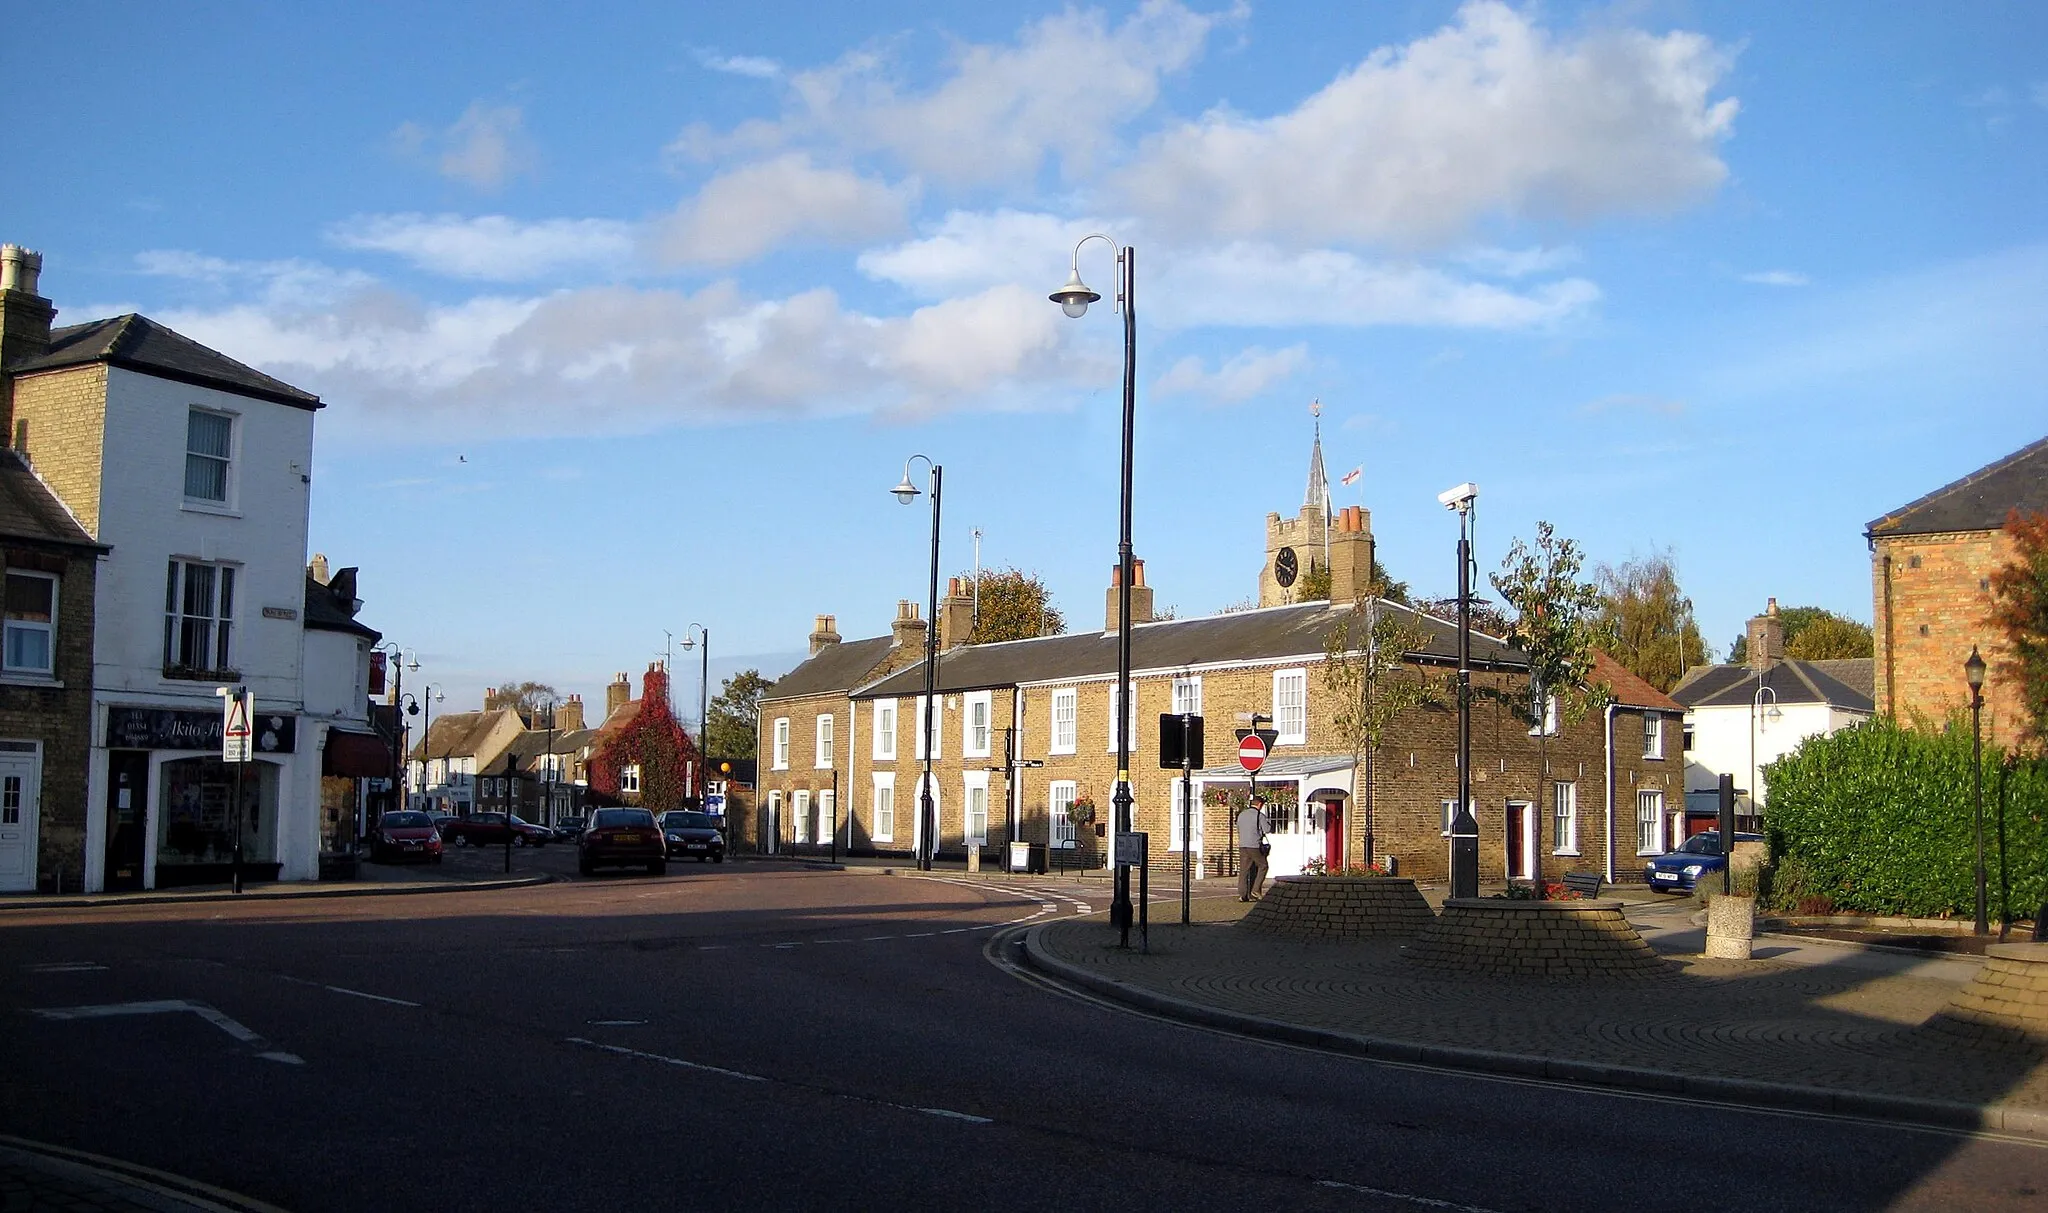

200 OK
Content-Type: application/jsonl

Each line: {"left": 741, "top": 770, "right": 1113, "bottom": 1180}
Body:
{"left": 107, "top": 706, "right": 298, "bottom": 753}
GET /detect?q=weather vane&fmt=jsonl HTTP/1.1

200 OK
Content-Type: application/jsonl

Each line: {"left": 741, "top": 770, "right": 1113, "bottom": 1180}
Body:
{"left": 1309, "top": 397, "right": 1321, "bottom": 418}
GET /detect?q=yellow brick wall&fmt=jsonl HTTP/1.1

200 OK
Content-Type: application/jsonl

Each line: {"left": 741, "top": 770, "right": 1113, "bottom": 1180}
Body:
{"left": 9, "top": 365, "right": 107, "bottom": 537}
{"left": 1873, "top": 531, "right": 2025, "bottom": 748}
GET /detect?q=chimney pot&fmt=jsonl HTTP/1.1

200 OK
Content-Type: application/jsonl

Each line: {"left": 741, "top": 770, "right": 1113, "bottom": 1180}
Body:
{"left": 0, "top": 245, "right": 42, "bottom": 295}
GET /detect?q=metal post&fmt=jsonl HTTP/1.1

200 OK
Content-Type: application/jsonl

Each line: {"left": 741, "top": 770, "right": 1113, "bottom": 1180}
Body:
{"left": 1181, "top": 718, "right": 1193, "bottom": 926}
{"left": 1997, "top": 755, "right": 2011, "bottom": 942}
{"left": 231, "top": 740, "right": 245, "bottom": 896}
{"left": 503, "top": 753, "right": 517, "bottom": 874}
{"left": 698, "top": 627, "right": 710, "bottom": 801}
{"left": 920, "top": 465, "right": 942, "bottom": 872}
{"left": 1972, "top": 688, "right": 1987, "bottom": 936}
{"left": 1111, "top": 245, "right": 1137, "bottom": 947}
{"left": 830, "top": 767, "right": 839, "bottom": 865}
{"left": 1449, "top": 516, "right": 1479, "bottom": 900}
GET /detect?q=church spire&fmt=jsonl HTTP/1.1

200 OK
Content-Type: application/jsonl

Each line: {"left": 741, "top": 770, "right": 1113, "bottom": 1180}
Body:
{"left": 1303, "top": 398, "right": 1331, "bottom": 521}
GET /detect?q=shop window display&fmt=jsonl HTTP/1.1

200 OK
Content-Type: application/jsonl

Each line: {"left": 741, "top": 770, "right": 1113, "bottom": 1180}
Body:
{"left": 158, "top": 757, "right": 273, "bottom": 869}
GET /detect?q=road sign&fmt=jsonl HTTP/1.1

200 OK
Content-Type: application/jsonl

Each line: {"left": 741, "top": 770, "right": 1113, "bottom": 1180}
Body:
{"left": 704, "top": 793, "right": 726, "bottom": 817}
{"left": 1158, "top": 713, "right": 1203, "bottom": 769}
{"left": 222, "top": 691, "right": 253, "bottom": 763}
{"left": 1114, "top": 831, "right": 1147, "bottom": 867}
{"left": 1237, "top": 733, "right": 1267, "bottom": 773}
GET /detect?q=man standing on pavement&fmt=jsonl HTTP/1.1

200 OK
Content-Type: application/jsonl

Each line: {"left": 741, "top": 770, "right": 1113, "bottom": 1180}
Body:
{"left": 1236, "top": 797, "right": 1269, "bottom": 901}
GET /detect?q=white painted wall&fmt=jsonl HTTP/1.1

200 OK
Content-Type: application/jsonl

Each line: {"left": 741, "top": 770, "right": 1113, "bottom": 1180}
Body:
{"left": 1684, "top": 700, "right": 1870, "bottom": 809}
{"left": 303, "top": 629, "right": 369, "bottom": 721}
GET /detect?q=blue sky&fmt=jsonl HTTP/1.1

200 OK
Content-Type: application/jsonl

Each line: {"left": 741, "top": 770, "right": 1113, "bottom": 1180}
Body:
{"left": 5, "top": 1, "right": 2044, "bottom": 717}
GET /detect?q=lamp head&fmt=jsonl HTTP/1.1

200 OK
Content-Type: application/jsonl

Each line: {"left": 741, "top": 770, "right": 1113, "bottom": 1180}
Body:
{"left": 407, "top": 700, "right": 419, "bottom": 717}
{"left": 1438, "top": 482, "right": 1478, "bottom": 511}
{"left": 1965, "top": 645, "right": 1987, "bottom": 691}
{"left": 890, "top": 475, "right": 921, "bottom": 504}
{"left": 1049, "top": 267, "right": 1100, "bottom": 318}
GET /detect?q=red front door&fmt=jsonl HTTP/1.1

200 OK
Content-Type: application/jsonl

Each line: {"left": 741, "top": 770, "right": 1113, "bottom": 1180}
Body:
{"left": 1323, "top": 801, "right": 1343, "bottom": 870}
{"left": 1504, "top": 802, "right": 1526, "bottom": 879}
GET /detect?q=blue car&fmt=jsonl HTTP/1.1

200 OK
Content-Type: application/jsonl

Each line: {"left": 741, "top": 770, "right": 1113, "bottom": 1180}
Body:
{"left": 1644, "top": 830, "right": 1764, "bottom": 893}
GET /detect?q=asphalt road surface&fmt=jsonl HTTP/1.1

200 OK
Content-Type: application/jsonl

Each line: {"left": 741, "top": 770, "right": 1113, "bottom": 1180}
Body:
{"left": 2, "top": 866, "right": 2042, "bottom": 1212}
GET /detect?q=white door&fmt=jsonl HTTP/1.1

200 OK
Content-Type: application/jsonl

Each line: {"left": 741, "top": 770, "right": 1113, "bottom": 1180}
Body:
{"left": 1263, "top": 793, "right": 1323, "bottom": 877}
{"left": 0, "top": 749, "right": 41, "bottom": 892}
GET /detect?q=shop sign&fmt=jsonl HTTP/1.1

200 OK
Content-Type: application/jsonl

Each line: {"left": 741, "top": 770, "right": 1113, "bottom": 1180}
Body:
{"left": 108, "top": 706, "right": 298, "bottom": 753}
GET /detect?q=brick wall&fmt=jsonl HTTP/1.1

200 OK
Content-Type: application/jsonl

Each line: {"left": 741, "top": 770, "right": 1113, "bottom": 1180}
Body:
{"left": 8, "top": 365, "right": 108, "bottom": 536}
{"left": 0, "top": 541, "right": 98, "bottom": 892}
{"left": 1873, "top": 530, "right": 2026, "bottom": 748}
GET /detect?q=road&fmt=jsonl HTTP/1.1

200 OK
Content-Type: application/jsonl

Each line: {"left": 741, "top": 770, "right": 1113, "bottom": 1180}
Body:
{"left": 2, "top": 865, "right": 2042, "bottom": 1211}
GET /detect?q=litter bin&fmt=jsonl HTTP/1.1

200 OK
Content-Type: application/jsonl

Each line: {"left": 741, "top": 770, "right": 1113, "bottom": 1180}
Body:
{"left": 1010, "top": 842, "right": 1047, "bottom": 874}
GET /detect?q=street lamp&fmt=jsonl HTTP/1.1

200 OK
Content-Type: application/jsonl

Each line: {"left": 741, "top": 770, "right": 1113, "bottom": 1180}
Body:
{"left": 1438, "top": 482, "right": 1478, "bottom": 900}
{"left": 1966, "top": 646, "right": 1988, "bottom": 936}
{"left": 1749, "top": 679, "right": 1781, "bottom": 830}
{"left": 679, "top": 624, "right": 710, "bottom": 803}
{"left": 420, "top": 686, "right": 446, "bottom": 813}
{"left": 891, "top": 454, "right": 942, "bottom": 872}
{"left": 1050, "top": 233, "right": 1138, "bottom": 942}
{"left": 370, "top": 643, "right": 417, "bottom": 844}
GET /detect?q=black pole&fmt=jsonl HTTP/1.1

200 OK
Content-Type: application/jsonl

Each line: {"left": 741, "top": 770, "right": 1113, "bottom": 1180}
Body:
{"left": 1111, "top": 245, "right": 1137, "bottom": 948}
{"left": 1997, "top": 755, "right": 2011, "bottom": 941}
{"left": 1449, "top": 517, "right": 1479, "bottom": 900}
{"left": 231, "top": 706, "right": 245, "bottom": 896}
{"left": 699, "top": 627, "right": 710, "bottom": 804}
{"left": 1181, "top": 715, "right": 1193, "bottom": 925}
{"left": 919, "top": 465, "right": 942, "bottom": 871}
{"left": 545, "top": 704, "right": 555, "bottom": 830}
{"left": 503, "top": 752, "right": 517, "bottom": 874}
{"left": 1973, "top": 691, "right": 1987, "bottom": 935}
{"left": 830, "top": 766, "right": 838, "bottom": 865}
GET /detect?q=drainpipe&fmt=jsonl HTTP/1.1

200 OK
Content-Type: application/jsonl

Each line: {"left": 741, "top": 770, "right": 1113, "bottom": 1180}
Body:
{"left": 1603, "top": 702, "right": 1619, "bottom": 884}
{"left": 1879, "top": 551, "right": 1896, "bottom": 720}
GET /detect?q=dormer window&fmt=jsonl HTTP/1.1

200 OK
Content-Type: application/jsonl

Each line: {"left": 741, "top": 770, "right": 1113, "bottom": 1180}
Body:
{"left": 185, "top": 409, "right": 233, "bottom": 503}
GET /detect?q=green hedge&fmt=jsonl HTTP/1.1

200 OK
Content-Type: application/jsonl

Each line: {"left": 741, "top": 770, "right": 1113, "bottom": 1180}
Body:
{"left": 1764, "top": 717, "right": 2047, "bottom": 918}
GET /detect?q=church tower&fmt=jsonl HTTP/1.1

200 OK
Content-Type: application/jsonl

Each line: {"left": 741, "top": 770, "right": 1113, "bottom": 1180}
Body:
{"left": 1259, "top": 401, "right": 1376, "bottom": 607}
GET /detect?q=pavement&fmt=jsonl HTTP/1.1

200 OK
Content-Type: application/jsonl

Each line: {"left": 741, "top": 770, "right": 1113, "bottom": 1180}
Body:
{"left": 0, "top": 1136, "right": 286, "bottom": 1212}
{"left": 1022, "top": 879, "right": 2048, "bottom": 1139}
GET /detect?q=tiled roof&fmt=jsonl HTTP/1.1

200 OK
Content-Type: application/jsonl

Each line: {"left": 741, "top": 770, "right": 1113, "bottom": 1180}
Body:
{"left": 303, "top": 573, "right": 379, "bottom": 639}
{"left": 11, "top": 314, "right": 322, "bottom": 410}
{"left": 1866, "top": 435, "right": 2048, "bottom": 539}
{"left": 411, "top": 708, "right": 522, "bottom": 761}
{"left": 852, "top": 599, "right": 1526, "bottom": 700}
{"left": 0, "top": 451, "right": 102, "bottom": 550}
{"left": 1590, "top": 652, "right": 1684, "bottom": 712}
{"left": 1669, "top": 660, "right": 1876, "bottom": 713}
{"left": 763, "top": 635, "right": 900, "bottom": 702}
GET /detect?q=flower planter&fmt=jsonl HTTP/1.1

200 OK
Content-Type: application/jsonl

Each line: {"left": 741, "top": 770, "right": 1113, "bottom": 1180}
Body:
{"left": 1704, "top": 893, "right": 1757, "bottom": 960}
{"left": 1404, "top": 898, "right": 1670, "bottom": 979}
{"left": 1239, "top": 875, "right": 1434, "bottom": 940}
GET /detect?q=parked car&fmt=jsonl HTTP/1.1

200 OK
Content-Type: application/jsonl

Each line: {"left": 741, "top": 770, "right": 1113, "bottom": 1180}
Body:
{"left": 551, "top": 816, "right": 587, "bottom": 843}
{"left": 1645, "top": 830, "right": 1764, "bottom": 893}
{"left": 660, "top": 811, "right": 726, "bottom": 863}
{"left": 368, "top": 810, "right": 443, "bottom": 864}
{"left": 579, "top": 807, "right": 666, "bottom": 876}
{"left": 443, "top": 812, "right": 553, "bottom": 847}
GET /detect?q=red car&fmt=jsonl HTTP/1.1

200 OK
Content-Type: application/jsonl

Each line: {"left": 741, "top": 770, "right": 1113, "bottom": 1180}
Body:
{"left": 368, "top": 811, "right": 444, "bottom": 864}
{"left": 578, "top": 808, "right": 667, "bottom": 877}
{"left": 443, "top": 812, "right": 553, "bottom": 847}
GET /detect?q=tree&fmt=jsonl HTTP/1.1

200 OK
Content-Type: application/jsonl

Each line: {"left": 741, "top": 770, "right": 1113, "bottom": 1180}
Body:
{"left": 1593, "top": 552, "right": 1709, "bottom": 692}
{"left": 1322, "top": 600, "right": 1441, "bottom": 870}
{"left": 964, "top": 566, "right": 1066, "bottom": 643}
{"left": 486, "top": 680, "right": 561, "bottom": 724}
{"left": 1372, "top": 558, "right": 1411, "bottom": 605}
{"left": 1491, "top": 521, "right": 1609, "bottom": 899}
{"left": 1296, "top": 560, "right": 1333, "bottom": 601}
{"left": 1728, "top": 606, "right": 1873, "bottom": 663}
{"left": 1987, "top": 508, "right": 2048, "bottom": 752}
{"left": 705, "top": 669, "right": 772, "bottom": 762}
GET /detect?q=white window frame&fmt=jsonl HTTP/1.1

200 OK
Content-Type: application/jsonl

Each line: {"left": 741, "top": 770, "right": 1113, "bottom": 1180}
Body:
{"left": 912, "top": 696, "right": 943, "bottom": 761}
{"left": 1643, "top": 714, "right": 1664, "bottom": 760}
{"left": 873, "top": 700, "right": 897, "bottom": 761}
{"left": 183, "top": 406, "right": 235, "bottom": 505}
{"left": 1050, "top": 688, "right": 1077, "bottom": 755}
{"left": 815, "top": 713, "right": 835, "bottom": 769}
{"left": 964, "top": 691, "right": 993, "bottom": 759}
{"left": 1552, "top": 781, "right": 1579, "bottom": 855}
{"left": 794, "top": 790, "right": 812, "bottom": 843}
{"left": 1166, "top": 776, "right": 1202, "bottom": 853}
{"left": 1049, "top": 780, "right": 1078, "bottom": 848}
{"left": 1529, "top": 694, "right": 1560, "bottom": 737}
{"left": 1171, "top": 675, "right": 1202, "bottom": 718}
{"left": 1440, "top": 797, "right": 1465, "bottom": 838}
{"left": 1273, "top": 669, "right": 1308, "bottom": 744}
{"left": 1107, "top": 682, "right": 1138, "bottom": 752}
{"left": 963, "top": 770, "right": 989, "bottom": 845}
{"left": 163, "top": 558, "right": 237, "bottom": 673}
{"left": 1636, "top": 789, "right": 1665, "bottom": 856}
{"left": 772, "top": 717, "right": 790, "bottom": 769}
{"left": 3, "top": 569, "right": 57, "bottom": 676}
{"left": 818, "top": 789, "right": 835, "bottom": 845}
{"left": 620, "top": 765, "right": 641, "bottom": 794}
{"left": 872, "top": 773, "right": 896, "bottom": 842}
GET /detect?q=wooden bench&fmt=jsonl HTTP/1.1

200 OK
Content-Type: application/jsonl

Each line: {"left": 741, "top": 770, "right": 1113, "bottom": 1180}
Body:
{"left": 1561, "top": 870, "right": 1604, "bottom": 899}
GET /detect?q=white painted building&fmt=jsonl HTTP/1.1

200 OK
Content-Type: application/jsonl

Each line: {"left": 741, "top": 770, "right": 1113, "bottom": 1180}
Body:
{"left": 4, "top": 275, "right": 346, "bottom": 891}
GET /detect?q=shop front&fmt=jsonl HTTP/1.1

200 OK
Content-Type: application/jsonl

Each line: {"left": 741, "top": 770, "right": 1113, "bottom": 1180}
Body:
{"left": 1191, "top": 755, "right": 1355, "bottom": 877}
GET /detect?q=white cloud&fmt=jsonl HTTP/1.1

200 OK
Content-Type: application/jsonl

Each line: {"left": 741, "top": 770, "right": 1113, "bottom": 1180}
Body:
{"left": 1154, "top": 344, "right": 1307, "bottom": 401}
{"left": 1128, "top": 1, "right": 1737, "bottom": 248}
{"left": 326, "top": 214, "right": 640, "bottom": 282}
{"left": 695, "top": 49, "right": 782, "bottom": 80}
{"left": 858, "top": 209, "right": 1109, "bottom": 299}
{"left": 1740, "top": 269, "right": 1810, "bottom": 287}
{"left": 678, "top": 1, "right": 1232, "bottom": 184}
{"left": 135, "top": 250, "right": 377, "bottom": 309}
{"left": 1581, "top": 393, "right": 1686, "bottom": 418}
{"left": 391, "top": 102, "right": 536, "bottom": 190}
{"left": 1458, "top": 245, "right": 1582, "bottom": 278}
{"left": 661, "top": 154, "right": 916, "bottom": 266}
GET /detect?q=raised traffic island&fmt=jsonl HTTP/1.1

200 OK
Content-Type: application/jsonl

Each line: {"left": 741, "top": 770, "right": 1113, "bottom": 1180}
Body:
{"left": 1238, "top": 875, "right": 1435, "bottom": 941}
{"left": 1402, "top": 897, "right": 1672, "bottom": 979}
{"left": 1922, "top": 942, "right": 2048, "bottom": 1054}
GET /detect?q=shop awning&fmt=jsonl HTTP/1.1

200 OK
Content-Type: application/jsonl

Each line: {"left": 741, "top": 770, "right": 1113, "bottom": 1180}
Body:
{"left": 322, "top": 729, "right": 393, "bottom": 778}
{"left": 1193, "top": 754, "right": 1354, "bottom": 781}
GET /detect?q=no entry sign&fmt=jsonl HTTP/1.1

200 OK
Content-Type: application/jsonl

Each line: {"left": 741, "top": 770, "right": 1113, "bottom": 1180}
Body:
{"left": 1237, "top": 733, "right": 1267, "bottom": 773}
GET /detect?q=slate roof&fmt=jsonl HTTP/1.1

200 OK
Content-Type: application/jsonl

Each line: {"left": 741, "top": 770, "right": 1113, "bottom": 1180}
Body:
{"left": 762, "top": 635, "right": 901, "bottom": 702}
{"left": 10, "top": 314, "right": 322, "bottom": 410}
{"left": 1669, "top": 660, "right": 1876, "bottom": 713}
{"left": 851, "top": 600, "right": 1526, "bottom": 700}
{"left": 1865, "top": 435, "right": 2048, "bottom": 539}
{"left": 0, "top": 451, "right": 102, "bottom": 550}
{"left": 303, "top": 573, "right": 379, "bottom": 639}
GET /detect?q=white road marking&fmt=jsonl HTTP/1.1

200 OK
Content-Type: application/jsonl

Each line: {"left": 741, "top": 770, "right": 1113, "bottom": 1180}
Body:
{"left": 31, "top": 999, "right": 302, "bottom": 1065}
{"left": 566, "top": 1037, "right": 768, "bottom": 1081}
{"left": 916, "top": 1107, "right": 994, "bottom": 1124}
{"left": 587, "top": 1019, "right": 646, "bottom": 1026}
{"left": 322, "top": 985, "right": 421, "bottom": 1008}
{"left": 24, "top": 962, "right": 106, "bottom": 973}
{"left": 1315, "top": 1179, "right": 1506, "bottom": 1213}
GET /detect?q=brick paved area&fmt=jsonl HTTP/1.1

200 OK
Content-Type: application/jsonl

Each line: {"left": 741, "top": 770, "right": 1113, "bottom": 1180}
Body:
{"left": 1031, "top": 895, "right": 2048, "bottom": 1123}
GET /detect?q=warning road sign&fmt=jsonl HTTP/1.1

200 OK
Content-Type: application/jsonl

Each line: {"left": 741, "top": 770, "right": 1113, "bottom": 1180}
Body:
{"left": 1237, "top": 733, "right": 1267, "bottom": 773}
{"left": 222, "top": 690, "right": 254, "bottom": 763}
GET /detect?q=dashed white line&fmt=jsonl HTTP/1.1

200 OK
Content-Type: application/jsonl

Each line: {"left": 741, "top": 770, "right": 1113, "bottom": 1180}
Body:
{"left": 916, "top": 1107, "right": 994, "bottom": 1124}
{"left": 566, "top": 1037, "right": 769, "bottom": 1082}
{"left": 24, "top": 961, "right": 106, "bottom": 973}
{"left": 322, "top": 985, "right": 420, "bottom": 1008}
{"left": 1314, "top": 1179, "right": 1505, "bottom": 1213}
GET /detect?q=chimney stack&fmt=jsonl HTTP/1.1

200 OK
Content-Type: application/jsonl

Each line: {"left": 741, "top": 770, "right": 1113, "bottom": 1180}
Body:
{"left": 891, "top": 599, "right": 927, "bottom": 652}
{"left": 307, "top": 553, "right": 331, "bottom": 585}
{"left": 554, "top": 695, "right": 586, "bottom": 731}
{"left": 939, "top": 577, "right": 975, "bottom": 650}
{"left": 809, "top": 613, "right": 842, "bottom": 656}
{"left": 1, "top": 245, "right": 57, "bottom": 436}
{"left": 1106, "top": 559, "right": 1155, "bottom": 631}
{"left": 1746, "top": 598, "right": 1785, "bottom": 671}
{"left": 605, "top": 672, "right": 632, "bottom": 722}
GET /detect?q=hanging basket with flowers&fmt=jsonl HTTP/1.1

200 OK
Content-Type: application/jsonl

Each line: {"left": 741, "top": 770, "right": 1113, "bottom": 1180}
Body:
{"left": 1068, "top": 795, "right": 1098, "bottom": 826}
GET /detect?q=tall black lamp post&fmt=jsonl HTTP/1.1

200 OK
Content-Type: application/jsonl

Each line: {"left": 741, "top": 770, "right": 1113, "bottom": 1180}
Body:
{"left": 892, "top": 454, "right": 943, "bottom": 872}
{"left": 680, "top": 624, "right": 710, "bottom": 802}
{"left": 1966, "top": 646, "right": 1988, "bottom": 936}
{"left": 1050, "top": 233, "right": 1138, "bottom": 940}
{"left": 1440, "top": 483, "right": 1479, "bottom": 900}
{"left": 371, "top": 643, "right": 417, "bottom": 844}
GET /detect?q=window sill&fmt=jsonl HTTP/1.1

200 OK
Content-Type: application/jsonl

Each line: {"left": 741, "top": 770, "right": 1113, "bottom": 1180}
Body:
{"left": 163, "top": 666, "right": 241, "bottom": 683}
{"left": 1552, "top": 849, "right": 1582, "bottom": 857}
{"left": 180, "top": 500, "right": 242, "bottom": 518}
{"left": 0, "top": 672, "right": 63, "bottom": 688}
